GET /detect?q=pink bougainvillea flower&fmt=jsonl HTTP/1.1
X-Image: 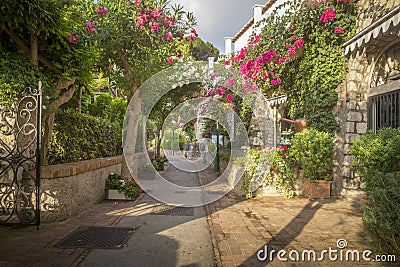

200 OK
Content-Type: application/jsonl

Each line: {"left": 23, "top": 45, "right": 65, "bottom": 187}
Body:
{"left": 217, "top": 88, "right": 225, "bottom": 96}
{"left": 334, "top": 27, "right": 344, "bottom": 34}
{"left": 294, "top": 39, "right": 305, "bottom": 48}
{"left": 224, "top": 60, "right": 230, "bottom": 65}
{"left": 210, "top": 73, "right": 217, "bottom": 80}
{"left": 271, "top": 78, "right": 282, "bottom": 86}
{"left": 250, "top": 35, "right": 262, "bottom": 43}
{"left": 166, "top": 57, "right": 173, "bottom": 65}
{"left": 320, "top": 7, "right": 336, "bottom": 23}
{"left": 226, "top": 94, "right": 234, "bottom": 103}
{"left": 288, "top": 48, "right": 296, "bottom": 55}
{"left": 225, "top": 78, "right": 235, "bottom": 87}
{"left": 165, "top": 32, "right": 173, "bottom": 41}
{"left": 290, "top": 35, "right": 297, "bottom": 41}
{"left": 97, "top": 5, "right": 109, "bottom": 18}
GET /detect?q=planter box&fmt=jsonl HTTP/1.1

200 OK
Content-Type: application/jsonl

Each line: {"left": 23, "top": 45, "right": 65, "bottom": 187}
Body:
{"left": 303, "top": 179, "right": 332, "bottom": 199}
{"left": 106, "top": 189, "right": 129, "bottom": 200}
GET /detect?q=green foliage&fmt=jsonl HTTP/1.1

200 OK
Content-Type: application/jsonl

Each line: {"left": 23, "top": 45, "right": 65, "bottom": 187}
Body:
{"left": 240, "top": 149, "right": 274, "bottom": 199}
{"left": 349, "top": 128, "right": 400, "bottom": 175}
{"left": 289, "top": 129, "right": 334, "bottom": 181}
{"left": 236, "top": 0, "right": 357, "bottom": 132}
{"left": 105, "top": 173, "right": 124, "bottom": 190}
{"left": 268, "top": 146, "right": 295, "bottom": 198}
{"left": 86, "top": 93, "right": 127, "bottom": 127}
{"left": 361, "top": 171, "right": 400, "bottom": 258}
{"left": 0, "top": 52, "right": 55, "bottom": 107}
{"left": 190, "top": 37, "right": 219, "bottom": 61}
{"left": 47, "top": 109, "right": 122, "bottom": 165}
{"left": 120, "top": 180, "right": 141, "bottom": 199}
{"left": 349, "top": 128, "right": 400, "bottom": 258}
{"left": 90, "top": 0, "right": 197, "bottom": 92}
{"left": 105, "top": 173, "right": 141, "bottom": 199}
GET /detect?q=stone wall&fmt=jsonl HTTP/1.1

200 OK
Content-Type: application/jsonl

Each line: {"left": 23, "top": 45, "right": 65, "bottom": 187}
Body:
{"left": 333, "top": 1, "right": 400, "bottom": 198}
{"left": 40, "top": 156, "right": 122, "bottom": 222}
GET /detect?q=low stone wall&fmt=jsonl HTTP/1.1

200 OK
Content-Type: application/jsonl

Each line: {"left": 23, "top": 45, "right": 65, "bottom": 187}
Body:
{"left": 40, "top": 156, "right": 122, "bottom": 222}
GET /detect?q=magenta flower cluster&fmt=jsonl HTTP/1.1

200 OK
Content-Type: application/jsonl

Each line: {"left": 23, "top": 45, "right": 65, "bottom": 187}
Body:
{"left": 97, "top": 5, "right": 109, "bottom": 18}
{"left": 227, "top": 35, "right": 304, "bottom": 87}
{"left": 320, "top": 7, "right": 336, "bottom": 23}
{"left": 85, "top": 21, "right": 98, "bottom": 34}
{"left": 66, "top": 32, "right": 79, "bottom": 43}
{"left": 334, "top": 27, "right": 344, "bottom": 34}
{"left": 134, "top": 2, "right": 176, "bottom": 33}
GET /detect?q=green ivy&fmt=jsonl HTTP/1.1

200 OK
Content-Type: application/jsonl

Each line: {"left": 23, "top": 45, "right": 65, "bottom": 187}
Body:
{"left": 47, "top": 109, "right": 122, "bottom": 165}
{"left": 244, "top": 0, "right": 357, "bottom": 131}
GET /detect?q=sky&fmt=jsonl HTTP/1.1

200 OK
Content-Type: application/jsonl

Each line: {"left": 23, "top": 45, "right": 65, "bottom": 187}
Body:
{"left": 169, "top": 0, "right": 268, "bottom": 54}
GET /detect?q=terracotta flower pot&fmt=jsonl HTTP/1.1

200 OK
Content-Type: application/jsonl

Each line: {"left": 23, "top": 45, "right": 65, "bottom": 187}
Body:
{"left": 303, "top": 178, "right": 331, "bottom": 199}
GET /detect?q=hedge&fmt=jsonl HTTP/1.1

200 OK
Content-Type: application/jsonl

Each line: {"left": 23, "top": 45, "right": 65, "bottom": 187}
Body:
{"left": 47, "top": 109, "right": 122, "bottom": 165}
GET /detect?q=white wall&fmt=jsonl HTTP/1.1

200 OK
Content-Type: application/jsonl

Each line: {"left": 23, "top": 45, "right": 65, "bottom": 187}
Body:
{"left": 231, "top": 0, "right": 289, "bottom": 53}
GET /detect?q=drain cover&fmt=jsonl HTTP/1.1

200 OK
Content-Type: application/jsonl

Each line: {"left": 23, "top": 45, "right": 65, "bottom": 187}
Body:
{"left": 150, "top": 205, "right": 194, "bottom": 216}
{"left": 55, "top": 226, "right": 135, "bottom": 249}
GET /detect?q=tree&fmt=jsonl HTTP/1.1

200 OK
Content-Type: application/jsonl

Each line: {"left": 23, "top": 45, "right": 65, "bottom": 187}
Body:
{"left": 148, "top": 82, "right": 206, "bottom": 158}
{"left": 0, "top": 0, "right": 97, "bottom": 163}
{"left": 190, "top": 37, "right": 220, "bottom": 61}
{"left": 87, "top": 0, "right": 197, "bottom": 98}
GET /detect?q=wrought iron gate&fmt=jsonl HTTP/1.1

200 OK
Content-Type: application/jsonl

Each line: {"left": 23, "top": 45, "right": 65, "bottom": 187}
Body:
{"left": 368, "top": 89, "right": 400, "bottom": 132}
{"left": 0, "top": 83, "right": 42, "bottom": 226}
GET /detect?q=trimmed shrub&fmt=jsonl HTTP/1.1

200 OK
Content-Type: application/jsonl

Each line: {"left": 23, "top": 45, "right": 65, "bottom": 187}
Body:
{"left": 350, "top": 128, "right": 400, "bottom": 258}
{"left": 289, "top": 129, "right": 334, "bottom": 181}
{"left": 362, "top": 171, "right": 400, "bottom": 258}
{"left": 349, "top": 128, "right": 400, "bottom": 175}
{"left": 47, "top": 109, "right": 122, "bottom": 165}
{"left": 86, "top": 93, "right": 126, "bottom": 127}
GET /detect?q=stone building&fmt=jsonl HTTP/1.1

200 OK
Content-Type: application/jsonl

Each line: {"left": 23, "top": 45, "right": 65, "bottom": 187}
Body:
{"left": 334, "top": 1, "right": 400, "bottom": 198}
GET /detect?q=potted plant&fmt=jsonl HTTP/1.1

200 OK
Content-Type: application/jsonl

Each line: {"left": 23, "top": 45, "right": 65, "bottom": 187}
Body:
{"left": 152, "top": 157, "right": 166, "bottom": 171}
{"left": 105, "top": 173, "right": 141, "bottom": 200}
{"left": 289, "top": 129, "right": 334, "bottom": 198}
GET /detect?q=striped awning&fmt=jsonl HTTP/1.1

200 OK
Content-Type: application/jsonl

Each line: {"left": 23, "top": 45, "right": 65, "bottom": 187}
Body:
{"left": 343, "top": 5, "right": 400, "bottom": 55}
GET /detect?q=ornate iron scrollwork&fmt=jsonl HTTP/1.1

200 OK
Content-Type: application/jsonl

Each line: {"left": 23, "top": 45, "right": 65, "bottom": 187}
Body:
{"left": 0, "top": 83, "right": 41, "bottom": 225}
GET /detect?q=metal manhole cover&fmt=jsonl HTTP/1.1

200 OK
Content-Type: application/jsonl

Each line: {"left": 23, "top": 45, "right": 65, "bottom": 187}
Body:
{"left": 55, "top": 226, "right": 135, "bottom": 249}
{"left": 150, "top": 205, "right": 194, "bottom": 216}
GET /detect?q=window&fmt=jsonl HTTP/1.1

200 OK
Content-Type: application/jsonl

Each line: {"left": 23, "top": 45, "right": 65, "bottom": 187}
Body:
{"left": 368, "top": 90, "right": 400, "bottom": 132}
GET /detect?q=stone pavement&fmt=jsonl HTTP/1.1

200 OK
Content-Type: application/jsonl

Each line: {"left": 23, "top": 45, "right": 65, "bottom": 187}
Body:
{"left": 201, "top": 168, "right": 387, "bottom": 267}
{"left": 0, "top": 200, "right": 135, "bottom": 266}
{"left": 0, "top": 162, "right": 392, "bottom": 267}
